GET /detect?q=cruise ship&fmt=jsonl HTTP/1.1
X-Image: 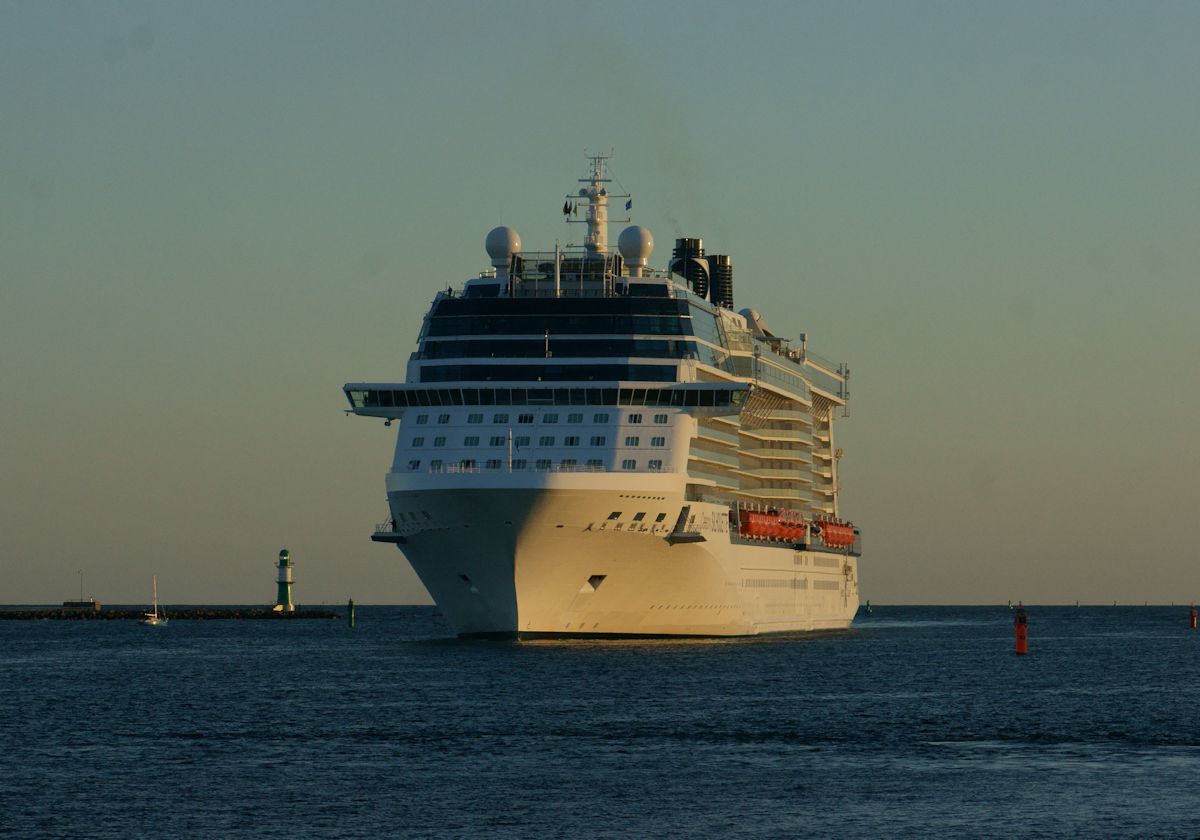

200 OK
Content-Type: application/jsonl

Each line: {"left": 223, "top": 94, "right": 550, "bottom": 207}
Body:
{"left": 343, "top": 155, "right": 861, "bottom": 637}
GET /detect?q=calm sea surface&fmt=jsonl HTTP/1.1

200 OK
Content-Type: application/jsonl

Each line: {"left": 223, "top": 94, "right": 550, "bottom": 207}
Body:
{"left": 2, "top": 605, "right": 1198, "bottom": 839}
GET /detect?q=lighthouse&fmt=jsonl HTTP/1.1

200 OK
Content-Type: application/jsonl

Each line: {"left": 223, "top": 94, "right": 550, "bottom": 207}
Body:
{"left": 274, "top": 548, "right": 294, "bottom": 612}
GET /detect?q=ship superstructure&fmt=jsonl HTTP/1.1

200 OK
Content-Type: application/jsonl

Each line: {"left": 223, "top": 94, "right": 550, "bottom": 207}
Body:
{"left": 343, "top": 155, "right": 861, "bottom": 636}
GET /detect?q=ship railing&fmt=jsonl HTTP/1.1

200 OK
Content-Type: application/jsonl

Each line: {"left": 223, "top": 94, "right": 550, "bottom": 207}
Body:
{"left": 505, "top": 277, "right": 682, "bottom": 299}
{"left": 425, "top": 463, "right": 671, "bottom": 475}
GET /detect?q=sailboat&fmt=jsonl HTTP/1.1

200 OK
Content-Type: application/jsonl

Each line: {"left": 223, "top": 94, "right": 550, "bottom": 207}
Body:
{"left": 139, "top": 575, "right": 168, "bottom": 626}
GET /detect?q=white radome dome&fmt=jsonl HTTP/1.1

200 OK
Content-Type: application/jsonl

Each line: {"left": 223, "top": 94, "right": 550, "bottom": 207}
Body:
{"left": 617, "top": 225, "right": 654, "bottom": 262}
{"left": 485, "top": 226, "right": 521, "bottom": 263}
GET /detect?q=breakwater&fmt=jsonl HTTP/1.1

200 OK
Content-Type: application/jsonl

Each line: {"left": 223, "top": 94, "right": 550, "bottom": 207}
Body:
{"left": 0, "top": 608, "right": 338, "bottom": 620}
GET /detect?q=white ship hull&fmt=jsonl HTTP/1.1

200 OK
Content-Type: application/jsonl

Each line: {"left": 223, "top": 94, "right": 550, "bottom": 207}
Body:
{"left": 384, "top": 476, "right": 859, "bottom": 637}
{"left": 347, "top": 156, "right": 864, "bottom": 637}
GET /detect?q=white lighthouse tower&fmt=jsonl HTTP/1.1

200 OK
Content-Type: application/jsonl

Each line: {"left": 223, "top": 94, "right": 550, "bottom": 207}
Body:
{"left": 274, "top": 548, "right": 294, "bottom": 612}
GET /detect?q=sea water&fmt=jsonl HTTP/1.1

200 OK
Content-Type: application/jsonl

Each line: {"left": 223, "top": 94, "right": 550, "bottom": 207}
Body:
{"left": 2, "top": 605, "right": 1198, "bottom": 838}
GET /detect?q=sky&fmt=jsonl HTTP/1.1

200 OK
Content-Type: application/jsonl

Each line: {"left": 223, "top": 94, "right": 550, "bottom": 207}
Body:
{"left": 2, "top": 1, "right": 1198, "bottom": 605}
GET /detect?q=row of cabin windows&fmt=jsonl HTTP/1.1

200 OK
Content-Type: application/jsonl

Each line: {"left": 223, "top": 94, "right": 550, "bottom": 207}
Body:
{"left": 410, "top": 435, "right": 667, "bottom": 448}
{"left": 406, "top": 459, "right": 665, "bottom": 471}
{"left": 412, "top": 412, "right": 669, "bottom": 426}
{"left": 607, "top": 512, "right": 670, "bottom": 523}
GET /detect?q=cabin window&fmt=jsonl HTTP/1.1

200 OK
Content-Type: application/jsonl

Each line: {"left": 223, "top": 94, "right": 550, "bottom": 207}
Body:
{"left": 489, "top": 436, "right": 505, "bottom": 447}
{"left": 485, "top": 459, "right": 502, "bottom": 470}
{"left": 648, "top": 459, "right": 663, "bottom": 470}
{"left": 438, "top": 414, "right": 451, "bottom": 424}
{"left": 625, "top": 436, "right": 639, "bottom": 447}
{"left": 621, "top": 459, "right": 636, "bottom": 470}
{"left": 590, "top": 436, "right": 606, "bottom": 446}
{"left": 654, "top": 414, "right": 668, "bottom": 424}
{"left": 628, "top": 413, "right": 642, "bottom": 424}
{"left": 408, "top": 460, "right": 421, "bottom": 470}
{"left": 463, "top": 436, "right": 480, "bottom": 446}
{"left": 467, "top": 413, "right": 483, "bottom": 424}
{"left": 518, "top": 413, "right": 534, "bottom": 424}
{"left": 411, "top": 437, "right": 425, "bottom": 447}
{"left": 651, "top": 437, "right": 666, "bottom": 447}
{"left": 593, "top": 413, "right": 610, "bottom": 423}
{"left": 539, "top": 436, "right": 555, "bottom": 446}
{"left": 564, "top": 436, "right": 580, "bottom": 447}
{"left": 433, "top": 436, "right": 446, "bottom": 447}
{"left": 416, "top": 414, "right": 429, "bottom": 425}
{"left": 560, "top": 459, "right": 576, "bottom": 468}
{"left": 587, "top": 459, "right": 602, "bottom": 468}
{"left": 493, "top": 413, "right": 509, "bottom": 423}
{"left": 542, "top": 413, "right": 559, "bottom": 424}
{"left": 568, "top": 413, "right": 583, "bottom": 424}
{"left": 512, "top": 459, "right": 527, "bottom": 469}
{"left": 515, "top": 436, "right": 531, "bottom": 447}
{"left": 459, "top": 459, "right": 476, "bottom": 469}
{"left": 430, "top": 459, "right": 443, "bottom": 469}
{"left": 536, "top": 459, "right": 552, "bottom": 469}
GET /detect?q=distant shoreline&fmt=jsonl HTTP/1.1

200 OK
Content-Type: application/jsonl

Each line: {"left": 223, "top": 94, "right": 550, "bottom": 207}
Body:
{"left": 0, "top": 607, "right": 339, "bottom": 620}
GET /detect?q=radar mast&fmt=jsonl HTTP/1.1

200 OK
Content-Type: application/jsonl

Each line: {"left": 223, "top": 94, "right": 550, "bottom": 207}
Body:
{"left": 565, "top": 152, "right": 629, "bottom": 253}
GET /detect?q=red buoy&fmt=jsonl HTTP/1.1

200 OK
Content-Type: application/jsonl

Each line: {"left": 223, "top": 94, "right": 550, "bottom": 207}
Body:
{"left": 1190, "top": 604, "right": 1197, "bottom": 630}
{"left": 1014, "top": 603, "right": 1028, "bottom": 655}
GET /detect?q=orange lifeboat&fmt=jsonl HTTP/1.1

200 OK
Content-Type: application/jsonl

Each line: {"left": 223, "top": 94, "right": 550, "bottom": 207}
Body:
{"left": 737, "top": 506, "right": 809, "bottom": 543}
{"left": 814, "top": 518, "right": 856, "bottom": 548}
